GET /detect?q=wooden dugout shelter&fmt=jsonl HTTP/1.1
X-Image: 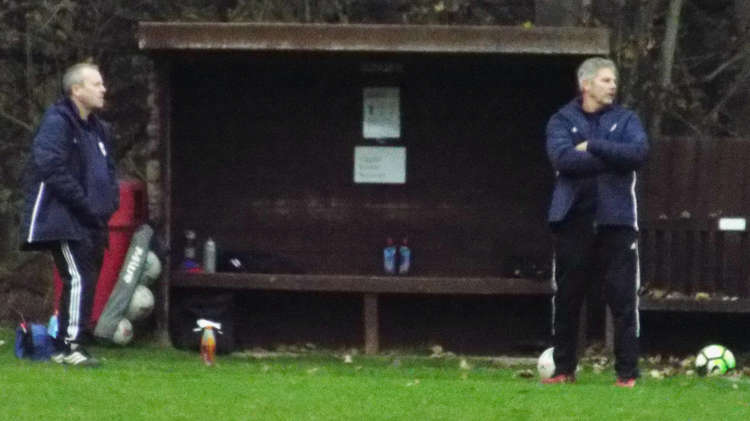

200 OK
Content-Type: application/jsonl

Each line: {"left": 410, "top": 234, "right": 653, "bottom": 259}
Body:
{"left": 137, "top": 22, "right": 611, "bottom": 352}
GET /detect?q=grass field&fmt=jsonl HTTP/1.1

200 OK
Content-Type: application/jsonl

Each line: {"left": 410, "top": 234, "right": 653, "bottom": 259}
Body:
{"left": 1, "top": 328, "right": 749, "bottom": 421}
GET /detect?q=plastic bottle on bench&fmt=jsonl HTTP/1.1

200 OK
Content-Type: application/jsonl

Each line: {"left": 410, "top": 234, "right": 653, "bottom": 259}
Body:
{"left": 398, "top": 237, "right": 411, "bottom": 275}
{"left": 203, "top": 238, "right": 216, "bottom": 273}
{"left": 182, "top": 230, "right": 200, "bottom": 271}
{"left": 383, "top": 237, "right": 397, "bottom": 275}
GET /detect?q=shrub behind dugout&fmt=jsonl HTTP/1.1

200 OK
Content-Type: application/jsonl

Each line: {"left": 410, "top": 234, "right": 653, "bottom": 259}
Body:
{"left": 94, "top": 224, "right": 153, "bottom": 341}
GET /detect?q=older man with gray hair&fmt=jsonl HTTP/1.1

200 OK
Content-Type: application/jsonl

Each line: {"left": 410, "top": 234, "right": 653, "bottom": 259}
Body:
{"left": 542, "top": 57, "right": 649, "bottom": 387}
{"left": 20, "top": 62, "right": 119, "bottom": 366}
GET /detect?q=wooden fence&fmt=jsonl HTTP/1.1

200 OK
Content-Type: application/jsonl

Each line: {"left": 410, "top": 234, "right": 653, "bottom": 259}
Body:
{"left": 639, "top": 138, "right": 750, "bottom": 299}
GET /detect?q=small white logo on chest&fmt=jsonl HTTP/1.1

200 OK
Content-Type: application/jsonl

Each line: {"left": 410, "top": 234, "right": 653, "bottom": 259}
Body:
{"left": 571, "top": 127, "right": 578, "bottom": 133}
{"left": 610, "top": 123, "right": 618, "bottom": 132}
{"left": 98, "top": 141, "right": 107, "bottom": 156}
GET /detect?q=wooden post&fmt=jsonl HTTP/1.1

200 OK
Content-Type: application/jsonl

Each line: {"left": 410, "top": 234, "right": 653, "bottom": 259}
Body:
{"left": 605, "top": 305, "right": 614, "bottom": 353}
{"left": 363, "top": 293, "right": 379, "bottom": 355}
{"left": 155, "top": 58, "right": 173, "bottom": 347}
{"left": 577, "top": 299, "right": 587, "bottom": 359}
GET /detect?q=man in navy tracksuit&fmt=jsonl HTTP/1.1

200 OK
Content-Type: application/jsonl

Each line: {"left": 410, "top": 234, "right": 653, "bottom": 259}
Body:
{"left": 542, "top": 58, "right": 649, "bottom": 387}
{"left": 20, "top": 63, "right": 118, "bottom": 366}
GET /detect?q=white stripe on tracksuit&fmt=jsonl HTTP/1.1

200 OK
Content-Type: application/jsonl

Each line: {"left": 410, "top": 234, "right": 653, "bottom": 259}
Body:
{"left": 61, "top": 241, "right": 83, "bottom": 343}
{"left": 550, "top": 251, "right": 557, "bottom": 336}
{"left": 27, "top": 182, "right": 45, "bottom": 243}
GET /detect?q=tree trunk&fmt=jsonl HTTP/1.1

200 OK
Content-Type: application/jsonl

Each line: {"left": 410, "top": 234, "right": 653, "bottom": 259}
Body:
{"left": 649, "top": 0, "right": 684, "bottom": 140}
{"left": 622, "top": 0, "right": 659, "bottom": 109}
{"left": 736, "top": 0, "right": 750, "bottom": 35}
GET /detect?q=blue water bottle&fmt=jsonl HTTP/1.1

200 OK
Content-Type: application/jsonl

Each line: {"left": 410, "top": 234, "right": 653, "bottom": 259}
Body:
{"left": 398, "top": 237, "right": 411, "bottom": 275}
{"left": 47, "top": 311, "right": 58, "bottom": 338}
{"left": 383, "top": 237, "right": 397, "bottom": 275}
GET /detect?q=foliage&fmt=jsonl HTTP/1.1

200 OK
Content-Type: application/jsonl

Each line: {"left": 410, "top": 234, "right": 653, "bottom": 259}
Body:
{"left": 152, "top": 0, "right": 535, "bottom": 25}
{"left": 604, "top": 0, "right": 749, "bottom": 138}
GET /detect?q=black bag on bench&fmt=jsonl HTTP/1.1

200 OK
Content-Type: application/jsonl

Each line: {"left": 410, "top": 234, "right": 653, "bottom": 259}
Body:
{"left": 169, "top": 290, "right": 235, "bottom": 354}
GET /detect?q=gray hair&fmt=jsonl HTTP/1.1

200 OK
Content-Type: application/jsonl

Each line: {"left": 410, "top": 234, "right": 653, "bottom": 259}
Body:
{"left": 577, "top": 57, "right": 617, "bottom": 90}
{"left": 62, "top": 63, "right": 99, "bottom": 95}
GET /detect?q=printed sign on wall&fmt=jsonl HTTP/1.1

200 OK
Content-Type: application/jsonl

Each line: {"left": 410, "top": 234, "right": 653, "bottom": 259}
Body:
{"left": 354, "top": 146, "right": 406, "bottom": 184}
{"left": 363, "top": 87, "right": 400, "bottom": 140}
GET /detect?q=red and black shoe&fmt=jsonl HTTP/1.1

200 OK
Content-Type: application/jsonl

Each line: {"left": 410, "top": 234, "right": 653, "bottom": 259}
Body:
{"left": 615, "top": 378, "right": 636, "bottom": 388}
{"left": 541, "top": 373, "right": 576, "bottom": 384}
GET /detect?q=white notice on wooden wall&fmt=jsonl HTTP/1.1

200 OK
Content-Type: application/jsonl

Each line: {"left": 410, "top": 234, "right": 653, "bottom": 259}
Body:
{"left": 354, "top": 146, "right": 406, "bottom": 184}
{"left": 363, "top": 87, "right": 400, "bottom": 139}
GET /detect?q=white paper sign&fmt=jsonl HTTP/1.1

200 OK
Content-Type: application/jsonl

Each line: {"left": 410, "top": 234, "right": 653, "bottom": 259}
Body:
{"left": 354, "top": 146, "right": 406, "bottom": 184}
{"left": 718, "top": 217, "right": 746, "bottom": 231}
{"left": 363, "top": 87, "right": 400, "bottom": 139}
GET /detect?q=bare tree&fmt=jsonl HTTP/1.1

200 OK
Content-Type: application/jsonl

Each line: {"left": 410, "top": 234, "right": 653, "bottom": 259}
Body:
{"left": 648, "top": 0, "right": 684, "bottom": 139}
{"left": 724, "top": 0, "right": 750, "bottom": 136}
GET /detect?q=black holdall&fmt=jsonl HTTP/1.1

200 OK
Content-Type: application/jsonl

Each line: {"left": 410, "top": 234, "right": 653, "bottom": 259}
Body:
{"left": 169, "top": 290, "right": 235, "bottom": 354}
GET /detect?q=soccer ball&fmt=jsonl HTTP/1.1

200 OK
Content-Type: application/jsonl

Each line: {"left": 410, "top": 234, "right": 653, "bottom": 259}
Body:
{"left": 537, "top": 347, "right": 555, "bottom": 379}
{"left": 125, "top": 285, "right": 155, "bottom": 321}
{"left": 139, "top": 251, "right": 162, "bottom": 286}
{"left": 695, "top": 344, "right": 736, "bottom": 376}
{"left": 112, "top": 318, "right": 133, "bottom": 345}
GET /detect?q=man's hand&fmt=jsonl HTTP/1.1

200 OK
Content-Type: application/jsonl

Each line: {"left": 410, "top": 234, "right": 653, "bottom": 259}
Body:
{"left": 575, "top": 141, "right": 588, "bottom": 152}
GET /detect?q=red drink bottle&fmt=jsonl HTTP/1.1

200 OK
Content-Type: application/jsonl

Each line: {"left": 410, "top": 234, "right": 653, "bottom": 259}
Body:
{"left": 200, "top": 326, "right": 216, "bottom": 366}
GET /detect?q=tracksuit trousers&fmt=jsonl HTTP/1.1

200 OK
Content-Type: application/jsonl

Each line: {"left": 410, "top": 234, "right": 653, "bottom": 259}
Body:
{"left": 551, "top": 215, "right": 641, "bottom": 380}
{"left": 50, "top": 233, "right": 105, "bottom": 349}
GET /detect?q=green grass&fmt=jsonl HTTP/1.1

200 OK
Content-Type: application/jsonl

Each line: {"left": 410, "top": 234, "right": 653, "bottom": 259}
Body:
{"left": 1, "top": 328, "right": 749, "bottom": 421}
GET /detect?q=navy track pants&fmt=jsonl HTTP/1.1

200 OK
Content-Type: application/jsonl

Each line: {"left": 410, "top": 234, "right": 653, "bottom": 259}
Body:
{"left": 50, "top": 235, "right": 104, "bottom": 347}
{"left": 551, "top": 216, "right": 641, "bottom": 380}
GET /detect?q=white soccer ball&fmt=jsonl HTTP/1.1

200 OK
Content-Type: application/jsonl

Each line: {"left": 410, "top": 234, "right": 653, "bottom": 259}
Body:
{"left": 112, "top": 318, "right": 133, "bottom": 345}
{"left": 695, "top": 344, "right": 736, "bottom": 376}
{"left": 126, "top": 285, "right": 155, "bottom": 321}
{"left": 140, "top": 251, "right": 162, "bottom": 286}
{"left": 537, "top": 347, "right": 555, "bottom": 380}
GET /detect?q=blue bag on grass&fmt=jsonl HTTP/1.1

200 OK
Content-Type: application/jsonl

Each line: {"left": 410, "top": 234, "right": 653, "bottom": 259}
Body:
{"left": 15, "top": 322, "right": 54, "bottom": 361}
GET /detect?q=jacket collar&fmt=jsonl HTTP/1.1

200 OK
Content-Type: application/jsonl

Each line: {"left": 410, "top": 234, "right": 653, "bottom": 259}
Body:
{"left": 561, "top": 97, "right": 616, "bottom": 121}
{"left": 58, "top": 97, "right": 97, "bottom": 127}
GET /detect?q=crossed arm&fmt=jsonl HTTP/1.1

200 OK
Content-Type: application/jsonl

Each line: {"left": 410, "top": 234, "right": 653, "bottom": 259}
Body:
{"left": 546, "top": 113, "right": 649, "bottom": 176}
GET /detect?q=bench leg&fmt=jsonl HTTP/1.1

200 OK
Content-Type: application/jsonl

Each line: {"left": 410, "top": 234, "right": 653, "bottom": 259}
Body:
{"left": 363, "top": 293, "right": 379, "bottom": 355}
{"left": 605, "top": 305, "right": 614, "bottom": 354}
{"left": 577, "top": 299, "right": 587, "bottom": 359}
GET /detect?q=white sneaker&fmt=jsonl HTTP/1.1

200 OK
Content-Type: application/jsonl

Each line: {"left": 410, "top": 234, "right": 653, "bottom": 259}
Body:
{"left": 62, "top": 345, "right": 100, "bottom": 367}
{"left": 51, "top": 352, "right": 65, "bottom": 364}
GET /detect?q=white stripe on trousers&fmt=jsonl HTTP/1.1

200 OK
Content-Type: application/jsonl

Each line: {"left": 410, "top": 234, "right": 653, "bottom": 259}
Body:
{"left": 550, "top": 251, "right": 557, "bottom": 336}
{"left": 634, "top": 241, "right": 641, "bottom": 338}
{"left": 61, "top": 241, "right": 83, "bottom": 343}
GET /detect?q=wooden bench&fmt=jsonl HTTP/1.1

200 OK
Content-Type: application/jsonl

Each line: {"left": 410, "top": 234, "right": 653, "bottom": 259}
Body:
{"left": 638, "top": 217, "right": 749, "bottom": 307}
{"left": 603, "top": 218, "right": 750, "bottom": 351}
{"left": 170, "top": 272, "right": 553, "bottom": 354}
{"left": 171, "top": 217, "right": 750, "bottom": 354}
